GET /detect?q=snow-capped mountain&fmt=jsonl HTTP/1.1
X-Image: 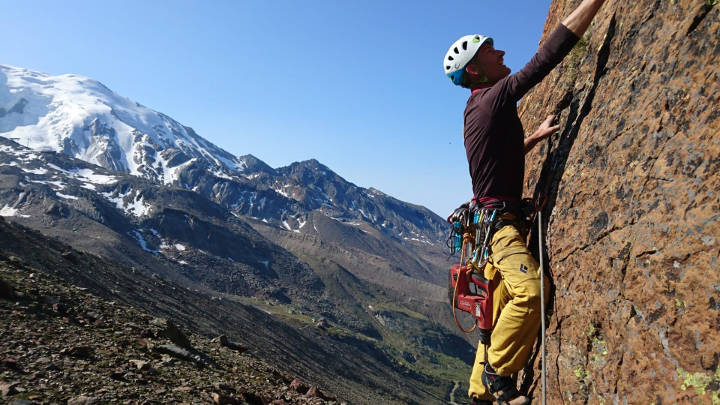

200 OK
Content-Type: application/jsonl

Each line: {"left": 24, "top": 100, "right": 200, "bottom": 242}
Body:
{"left": 0, "top": 64, "right": 448, "bottom": 246}
{"left": 0, "top": 64, "right": 246, "bottom": 182}
{"left": 0, "top": 65, "right": 474, "bottom": 403}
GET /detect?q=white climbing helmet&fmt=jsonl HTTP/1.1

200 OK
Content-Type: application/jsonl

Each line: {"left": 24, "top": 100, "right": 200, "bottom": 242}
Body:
{"left": 444, "top": 34, "right": 493, "bottom": 86}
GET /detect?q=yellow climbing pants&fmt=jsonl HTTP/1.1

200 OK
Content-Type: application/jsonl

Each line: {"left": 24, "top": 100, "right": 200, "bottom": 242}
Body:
{"left": 468, "top": 220, "right": 549, "bottom": 401}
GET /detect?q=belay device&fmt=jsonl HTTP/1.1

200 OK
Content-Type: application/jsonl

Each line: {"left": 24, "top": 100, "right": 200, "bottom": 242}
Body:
{"left": 446, "top": 201, "right": 501, "bottom": 344}
{"left": 449, "top": 264, "right": 493, "bottom": 343}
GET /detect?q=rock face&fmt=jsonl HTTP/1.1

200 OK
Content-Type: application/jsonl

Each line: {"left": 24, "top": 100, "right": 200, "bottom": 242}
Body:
{"left": 518, "top": 1, "right": 719, "bottom": 403}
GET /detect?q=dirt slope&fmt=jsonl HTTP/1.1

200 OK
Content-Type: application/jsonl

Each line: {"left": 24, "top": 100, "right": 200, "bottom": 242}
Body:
{"left": 0, "top": 217, "right": 442, "bottom": 404}
{"left": 0, "top": 260, "right": 337, "bottom": 405}
{"left": 519, "top": 1, "right": 719, "bottom": 403}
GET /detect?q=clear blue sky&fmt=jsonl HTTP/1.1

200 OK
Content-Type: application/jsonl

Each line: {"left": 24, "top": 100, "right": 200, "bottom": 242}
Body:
{"left": 1, "top": 0, "right": 553, "bottom": 216}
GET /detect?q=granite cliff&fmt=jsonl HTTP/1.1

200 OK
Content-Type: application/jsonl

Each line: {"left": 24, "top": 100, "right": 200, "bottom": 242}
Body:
{"left": 519, "top": 1, "right": 719, "bottom": 403}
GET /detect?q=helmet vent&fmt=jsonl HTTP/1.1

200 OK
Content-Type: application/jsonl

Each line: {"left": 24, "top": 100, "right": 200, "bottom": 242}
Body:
{"left": 445, "top": 34, "right": 491, "bottom": 85}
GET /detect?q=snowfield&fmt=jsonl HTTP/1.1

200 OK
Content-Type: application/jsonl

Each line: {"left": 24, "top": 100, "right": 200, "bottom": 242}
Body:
{"left": 0, "top": 64, "right": 250, "bottom": 185}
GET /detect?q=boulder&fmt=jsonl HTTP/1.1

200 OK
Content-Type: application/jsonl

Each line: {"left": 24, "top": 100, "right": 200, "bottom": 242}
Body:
{"left": 153, "top": 344, "right": 205, "bottom": 368}
{"left": 150, "top": 317, "right": 192, "bottom": 349}
{"left": 129, "top": 359, "right": 150, "bottom": 371}
{"left": 0, "top": 277, "right": 14, "bottom": 299}
{"left": 67, "top": 396, "right": 99, "bottom": 405}
{"left": 60, "top": 251, "right": 79, "bottom": 263}
{"left": 305, "top": 386, "right": 321, "bottom": 398}
{"left": 306, "top": 386, "right": 335, "bottom": 401}
{"left": 7, "top": 400, "right": 34, "bottom": 405}
{"left": 153, "top": 343, "right": 191, "bottom": 360}
{"left": 0, "top": 381, "right": 20, "bottom": 397}
{"left": 217, "top": 335, "right": 247, "bottom": 353}
{"left": 211, "top": 392, "right": 241, "bottom": 405}
{"left": 289, "top": 378, "right": 309, "bottom": 395}
{"left": 239, "top": 391, "right": 264, "bottom": 405}
{"left": 1, "top": 358, "right": 21, "bottom": 371}
{"left": 314, "top": 317, "right": 328, "bottom": 329}
{"left": 60, "top": 345, "right": 94, "bottom": 359}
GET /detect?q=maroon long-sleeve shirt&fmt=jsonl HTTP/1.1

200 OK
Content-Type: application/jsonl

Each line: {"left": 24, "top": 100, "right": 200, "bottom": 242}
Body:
{"left": 464, "top": 24, "right": 579, "bottom": 202}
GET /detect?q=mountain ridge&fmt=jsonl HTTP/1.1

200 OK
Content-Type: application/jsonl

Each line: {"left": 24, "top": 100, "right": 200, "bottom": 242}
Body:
{"left": 0, "top": 63, "right": 475, "bottom": 403}
{"left": 0, "top": 63, "right": 447, "bottom": 247}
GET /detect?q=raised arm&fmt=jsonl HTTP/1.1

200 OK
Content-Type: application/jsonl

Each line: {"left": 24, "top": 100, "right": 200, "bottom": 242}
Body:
{"left": 563, "top": 0, "right": 608, "bottom": 37}
{"left": 486, "top": 0, "right": 608, "bottom": 112}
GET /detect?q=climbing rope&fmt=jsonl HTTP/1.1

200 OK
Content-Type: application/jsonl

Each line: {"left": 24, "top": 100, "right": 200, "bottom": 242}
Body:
{"left": 538, "top": 210, "right": 546, "bottom": 405}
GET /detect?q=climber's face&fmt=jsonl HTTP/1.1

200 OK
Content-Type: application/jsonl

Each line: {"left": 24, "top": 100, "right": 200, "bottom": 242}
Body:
{"left": 467, "top": 43, "right": 511, "bottom": 84}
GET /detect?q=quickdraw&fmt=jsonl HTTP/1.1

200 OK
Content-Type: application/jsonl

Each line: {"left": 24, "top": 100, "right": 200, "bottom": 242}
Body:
{"left": 446, "top": 196, "right": 545, "bottom": 343}
{"left": 446, "top": 199, "right": 511, "bottom": 269}
{"left": 446, "top": 200, "right": 507, "bottom": 342}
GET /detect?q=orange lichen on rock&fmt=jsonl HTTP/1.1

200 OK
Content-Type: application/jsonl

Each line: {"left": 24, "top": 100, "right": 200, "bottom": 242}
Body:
{"left": 520, "top": 1, "right": 720, "bottom": 403}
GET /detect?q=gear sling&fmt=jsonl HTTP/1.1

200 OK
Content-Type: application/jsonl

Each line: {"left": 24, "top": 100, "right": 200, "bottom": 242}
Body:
{"left": 447, "top": 199, "right": 524, "bottom": 343}
{"left": 447, "top": 198, "right": 546, "bottom": 401}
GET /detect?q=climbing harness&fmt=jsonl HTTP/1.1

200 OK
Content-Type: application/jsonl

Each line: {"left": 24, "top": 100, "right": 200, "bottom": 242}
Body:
{"left": 447, "top": 196, "right": 546, "bottom": 403}
{"left": 538, "top": 210, "right": 547, "bottom": 405}
{"left": 446, "top": 199, "right": 528, "bottom": 343}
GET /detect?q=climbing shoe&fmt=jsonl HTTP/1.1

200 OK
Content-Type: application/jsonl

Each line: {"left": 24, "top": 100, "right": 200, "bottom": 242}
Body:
{"left": 481, "top": 363, "right": 530, "bottom": 405}
{"left": 470, "top": 398, "right": 494, "bottom": 405}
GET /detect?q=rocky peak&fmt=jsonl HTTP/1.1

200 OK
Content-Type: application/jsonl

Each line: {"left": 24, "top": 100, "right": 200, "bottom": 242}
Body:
{"left": 279, "top": 159, "right": 345, "bottom": 185}
{"left": 236, "top": 154, "right": 275, "bottom": 174}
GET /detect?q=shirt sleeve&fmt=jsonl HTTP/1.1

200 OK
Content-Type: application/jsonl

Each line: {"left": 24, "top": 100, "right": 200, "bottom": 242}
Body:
{"left": 486, "top": 24, "right": 580, "bottom": 114}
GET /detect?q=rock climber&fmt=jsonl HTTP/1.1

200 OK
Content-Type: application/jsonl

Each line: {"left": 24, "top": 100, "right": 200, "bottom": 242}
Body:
{"left": 443, "top": 0, "right": 607, "bottom": 404}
